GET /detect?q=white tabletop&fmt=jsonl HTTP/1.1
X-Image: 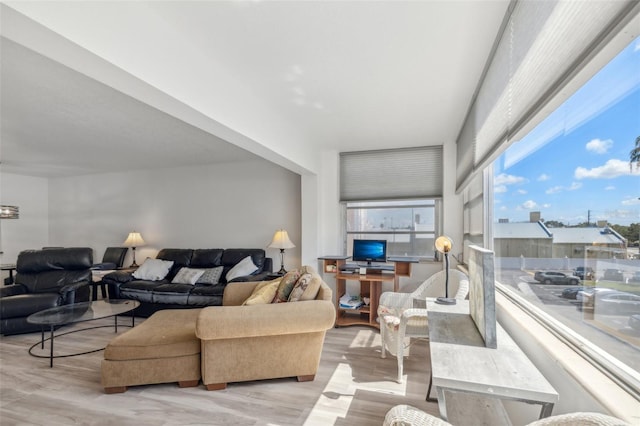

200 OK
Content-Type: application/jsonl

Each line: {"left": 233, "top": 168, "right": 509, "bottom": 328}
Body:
{"left": 427, "top": 299, "right": 558, "bottom": 418}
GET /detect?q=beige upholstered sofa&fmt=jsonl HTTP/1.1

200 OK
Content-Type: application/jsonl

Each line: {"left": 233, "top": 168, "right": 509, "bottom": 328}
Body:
{"left": 195, "top": 276, "right": 335, "bottom": 390}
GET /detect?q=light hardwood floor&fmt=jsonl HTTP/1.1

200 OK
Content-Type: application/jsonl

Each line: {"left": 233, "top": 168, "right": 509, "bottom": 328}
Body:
{"left": 0, "top": 317, "right": 439, "bottom": 425}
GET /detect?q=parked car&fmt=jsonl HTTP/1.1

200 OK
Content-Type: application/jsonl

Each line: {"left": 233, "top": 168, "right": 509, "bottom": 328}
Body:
{"left": 576, "top": 287, "right": 616, "bottom": 302}
{"left": 534, "top": 271, "right": 580, "bottom": 285}
{"left": 602, "top": 268, "right": 624, "bottom": 281}
{"left": 573, "top": 266, "right": 595, "bottom": 280}
{"left": 583, "top": 291, "right": 640, "bottom": 315}
{"left": 561, "top": 286, "right": 591, "bottom": 299}
{"left": 626, "top": 271, "right": 640, "bottom": 284}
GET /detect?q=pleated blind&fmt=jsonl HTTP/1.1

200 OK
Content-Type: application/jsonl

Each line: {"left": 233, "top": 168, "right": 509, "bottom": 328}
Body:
{"left": 456, "top": 0, "right": 639, "bottom": 192}
{"left": 340, "top": 146, "right": 443, "bottom": 202}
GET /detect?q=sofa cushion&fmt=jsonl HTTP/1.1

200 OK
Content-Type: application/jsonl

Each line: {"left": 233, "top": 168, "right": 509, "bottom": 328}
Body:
{"left": 151, "top": 284, "right": 193, "bottom": 304}
{"left": 220, "top": 249, "right": 266, "bottom": 281}
{"left": 188, "top": 284, "right": 225, "bottom": 306}
{"left": 171, "top": 268, "right": 205, "bottom": 285}
{"left": 273, "top": 270, "right": 301, "bottom": 303}
{"left": 133, "top": 258, "right": 174, "bottom": 281}
{"left": 242, "top": 279, "right": 281, "bottom": 305}
{"left": 156, "top": 249, "right": 194, "bottom": 281}
{"left": 226, "top": 256, "right": 258, "bottom": 283}
{"left": 190, "top": 249, "right": 224, "bottom": 268}
{"left": 104, "top": 309, "right": 201, "bottom": 361}
{"left": 195, "top": 267, "right": 224, "bottom": 285}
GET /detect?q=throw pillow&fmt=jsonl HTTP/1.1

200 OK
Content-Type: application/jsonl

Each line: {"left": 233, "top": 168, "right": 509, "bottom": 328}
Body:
{"left": 196, "top": 266, "right": 224, "bottom": 285}
{"left": 298, "top": 273, "right": 323, "bottom": 301}
{"left": 171, "top": 267, "right": 205, "bottom": 285}
{"left": 288, "top": 273, "right": 313, "bottom": 302}
{"left": 242, "top": 278, "right": 281, "bottom": 306}
{"left": 132, "top": 258, "right": 174, "bottom": 281}
{"left": 226, "top": 256, "right": 259, "bottom": 282}
{"left": 272, "top": 269, "right": 301, "bottom": 303}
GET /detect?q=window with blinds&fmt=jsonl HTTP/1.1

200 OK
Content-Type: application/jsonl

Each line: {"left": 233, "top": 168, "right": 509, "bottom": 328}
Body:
{"left": 340, "top": 146, "right": 443, "bottom": 202}
{"left": 456, "top": 0, "right": 637, "bottom": 193}
{"left": 340, "top": 146, "right": 443, "bottom": 259}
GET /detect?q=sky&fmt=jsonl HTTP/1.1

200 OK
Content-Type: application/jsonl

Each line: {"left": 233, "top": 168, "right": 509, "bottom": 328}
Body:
{"left": 493, "top": 36, "right": 640, "bottom": 227}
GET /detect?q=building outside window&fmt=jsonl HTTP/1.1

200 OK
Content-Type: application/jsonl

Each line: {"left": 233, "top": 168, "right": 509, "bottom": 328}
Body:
{"left": 491, "top": 36, "right": 640, "bottom": 376}
{"left": 344, "top": 199, "right": 440, "bottom": 260}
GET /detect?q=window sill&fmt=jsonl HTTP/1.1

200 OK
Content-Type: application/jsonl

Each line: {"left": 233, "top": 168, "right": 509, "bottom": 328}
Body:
{"left": 495, "top": 284, "right": 640, "bottom": 424}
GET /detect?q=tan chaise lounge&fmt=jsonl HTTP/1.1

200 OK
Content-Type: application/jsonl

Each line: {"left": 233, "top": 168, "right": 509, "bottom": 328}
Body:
{"left": 195, "top": 278, "right": 335, "bottom": 390}
{"left": 101, "top": 309, "right": 202, "bottom": 394}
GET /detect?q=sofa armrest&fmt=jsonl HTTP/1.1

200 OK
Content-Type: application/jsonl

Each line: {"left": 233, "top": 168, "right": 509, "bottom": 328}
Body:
{"left": 0, "top": 284, "right": 27, "bottom": 298}
{"left": 196, "top": 300, "right": 336, "bottom": 340}
{"left": 227, "top": 270, "right": 271, "bottom": 283}
{"left": 59, "top": 280, "right": 90, "bottom": 304}
{"left": 102, "top": 270, "right": 134, "bottom": 284}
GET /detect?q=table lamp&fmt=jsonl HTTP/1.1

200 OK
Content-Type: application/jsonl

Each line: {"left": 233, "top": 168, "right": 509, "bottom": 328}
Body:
{"left": 435, "top": 235, "right": 456, "bottom": 305}
{"left": 123, "top": 231, "right": 146, "bottom": 267}
{"left": 268, "top": 229, "right": 295, "bottom": 275}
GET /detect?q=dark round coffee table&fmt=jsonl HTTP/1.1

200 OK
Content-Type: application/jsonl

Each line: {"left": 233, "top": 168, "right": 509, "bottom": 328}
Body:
{"left": 27, "top": 299, "right": 140, "bottom": 367}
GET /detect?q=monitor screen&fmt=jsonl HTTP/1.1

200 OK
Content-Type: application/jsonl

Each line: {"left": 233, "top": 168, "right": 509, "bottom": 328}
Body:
{"left": 352, "top": 239, "right": 387, "bottom": 264}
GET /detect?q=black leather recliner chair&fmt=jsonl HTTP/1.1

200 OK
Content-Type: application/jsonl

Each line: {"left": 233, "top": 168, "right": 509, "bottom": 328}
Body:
{"left": 91, "top": 247, "right": 128, "bottom": 270}
{"left": 0, "top": 247, "right": 92, "bottom": 335}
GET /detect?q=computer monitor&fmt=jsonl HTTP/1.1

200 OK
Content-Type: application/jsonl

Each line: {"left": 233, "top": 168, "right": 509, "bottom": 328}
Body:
{"left": 352, "top": 239, "right": 387, "bottom": 265}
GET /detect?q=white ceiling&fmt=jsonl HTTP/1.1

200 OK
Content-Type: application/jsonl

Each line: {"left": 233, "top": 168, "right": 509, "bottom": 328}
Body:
{"left": 0, "top": 1, "right": 510, "bottom": 178}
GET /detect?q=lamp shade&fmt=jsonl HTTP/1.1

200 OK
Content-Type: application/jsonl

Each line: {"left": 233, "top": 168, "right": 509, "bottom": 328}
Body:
{"left": 268, "top": 229, "right": 295, "bottom": 249}
{"left": 435, "top": 236, "right": 452, "bottom": 253}
{"left": 123, "top": 232, "right": 146, "bottom": 247}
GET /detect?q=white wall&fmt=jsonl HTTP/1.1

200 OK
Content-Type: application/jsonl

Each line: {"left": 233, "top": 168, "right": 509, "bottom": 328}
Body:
{"left": 0, "top": 173, "right": 49, "bottom": 266}
{"left": 46, "top": 159, "right": 301, "bottom": 269}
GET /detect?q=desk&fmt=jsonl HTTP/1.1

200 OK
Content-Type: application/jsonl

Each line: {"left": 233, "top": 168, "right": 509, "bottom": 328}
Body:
{"left": 427, "top": 299, "right": 558, "bottom": 422}
{"left": 319, "top": 256, "right": 418, "bottom": 329}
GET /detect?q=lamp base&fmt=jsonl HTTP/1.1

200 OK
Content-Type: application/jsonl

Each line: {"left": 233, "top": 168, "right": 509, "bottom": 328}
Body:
{"left": 435, "top": 297, "right": 457, "bottom": 305}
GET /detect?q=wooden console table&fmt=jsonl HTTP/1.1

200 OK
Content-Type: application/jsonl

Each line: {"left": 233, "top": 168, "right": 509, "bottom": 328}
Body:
{"left": 426, "top": 299, "right": 559, "bottom": 423}
{"left": 319, "top": 256, "right": 417, "bottom": 329}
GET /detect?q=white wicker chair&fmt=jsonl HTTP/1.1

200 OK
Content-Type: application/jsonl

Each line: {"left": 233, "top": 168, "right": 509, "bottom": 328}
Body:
{"left": 382, "top": 406, "right": 631, "bottom": 426}
{"left": 378, "top": 269, "right": 469, "bottom": 383}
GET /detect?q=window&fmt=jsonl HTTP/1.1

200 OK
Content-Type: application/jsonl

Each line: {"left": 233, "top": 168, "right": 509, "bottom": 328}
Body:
{"left": 344, "top": 199, "right": 440, "bottom": 259}
{"left": 491, "top": 35, "right": 640, "bottom": 381}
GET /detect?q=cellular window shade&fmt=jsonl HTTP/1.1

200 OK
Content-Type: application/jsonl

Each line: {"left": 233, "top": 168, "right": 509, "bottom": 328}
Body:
{"left": 340, "top": 146, "right": 443, "bottom": 202}
{"left": 456, "top": 0, "right": 638, "bottom": 193}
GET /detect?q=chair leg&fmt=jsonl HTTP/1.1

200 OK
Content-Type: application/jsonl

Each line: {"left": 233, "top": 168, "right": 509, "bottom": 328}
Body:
{"left": 380, "top": 327, "right": 387, "bottom": 358}
{"left": 396, "top": 329, "right": 405, "bottom": 383}
{"left": 100, "top": 282, "right": 107, "bottom": 299}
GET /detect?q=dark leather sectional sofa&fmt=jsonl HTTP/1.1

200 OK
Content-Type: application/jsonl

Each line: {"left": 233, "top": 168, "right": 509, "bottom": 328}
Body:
{"left": 103, "top": 248, "right": 272, "bottom": 317}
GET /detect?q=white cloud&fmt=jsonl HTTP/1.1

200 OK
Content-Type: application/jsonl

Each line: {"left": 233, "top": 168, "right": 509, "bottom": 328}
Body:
{"left": 585, "top": 138, "right": 613, "bottom": 154}
{"left": 605, "top": 185, "right": 616, "bottom": 191}
{"left": 500, "top": 206, "right": 508, "bottom": 211}
{"left": 537, "top": 174, "right": 550, "bottom": 181}
{"left": 522, "top": 200, "right": 538, "bottom": 209}
{"left": 494, "top": 173, "right": 526, "bottom": 186}
{"left": 567, "top": 182, "right": 582, "bottom": 191}
{"left": 546, "top": 182, "right": 583, "bottom": 194}
{"left": 575, "top": 159, "right": 640, "bottom": 179}
{"left": 542, "top": 203, "right": 551, "bottom": 208}
{"left": 621, "top": 197, "right": 640, "bottom": 206}
{"left": 494, "top": 185, "right": 508, "bottom": 193}
{"left": 516, "top": 189, "right": 527, "bottom": 195}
